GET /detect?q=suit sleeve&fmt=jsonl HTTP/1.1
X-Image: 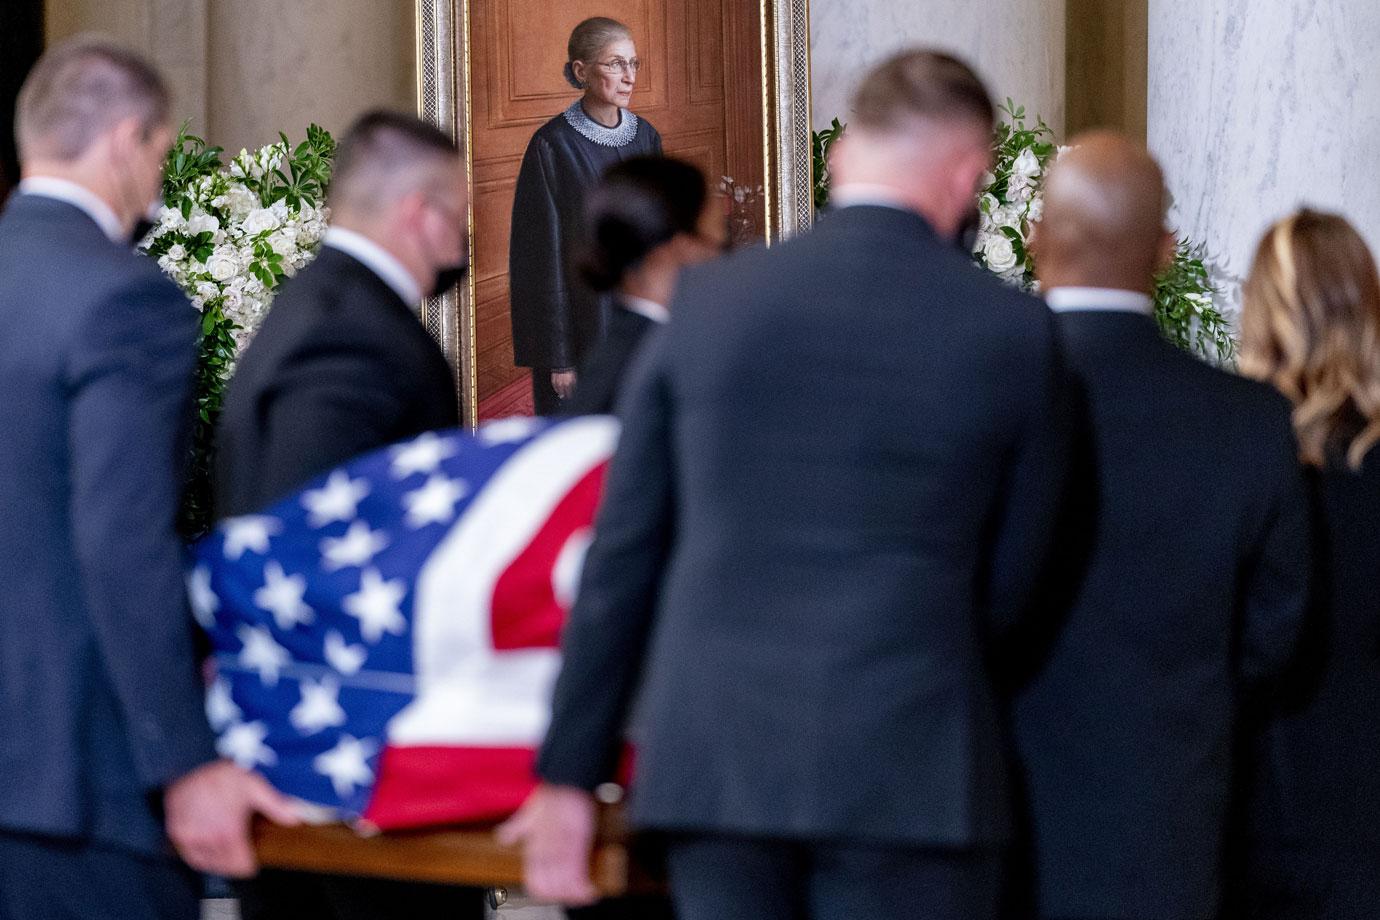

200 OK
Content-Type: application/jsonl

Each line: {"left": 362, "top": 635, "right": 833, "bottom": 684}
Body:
{"left": 253, "top": 343, "right": 409, "bottom": 505}
{"left": 509, "top": 136, "right": 575, "bottom": 370}
{"left": 983, "top": 308, "right": 1074, "bottom": 644}
{"left": 66, "top": 272, "right": 218, "bottom": 790}
{"left": 536, "top": 329, "right": 676, "bottom": 789}
{"left": 1237, "top": 422, "right": 1315, "bottom": 690}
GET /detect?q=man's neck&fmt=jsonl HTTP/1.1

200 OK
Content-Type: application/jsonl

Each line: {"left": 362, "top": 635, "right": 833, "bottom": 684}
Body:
{"left": 829, "top": 180, "right": 953, "bottom": 238}
{"left": 326, "top": 221, "right": 428, "bottom": 305}
{"left": 21, "top": 163, "right": 129, "bottom": 237}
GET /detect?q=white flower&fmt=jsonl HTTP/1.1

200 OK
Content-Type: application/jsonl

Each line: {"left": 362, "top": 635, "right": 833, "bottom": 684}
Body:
{"left": 269, "top": 230, "right": 298, "bottom": 259}
{"left": 166, "top": 243, "right": 187, "bottom": 261}
{"left": 222, "top": 287, "right": 244, "bottom": 311}
{"left": 158, "top": 206, "right": 186, "bottom": 230}
{"left": 979, "top": 193, "right": 1000, "bottom": 215}
{"left": 981, "top": 232, "right": 1020, "bottom": 273}
{"left": 1027, "top": 195, "right": 1045, "bottom": 223}
{"left": 157, "top": 254, "right": 176, "bottom": 272}
{"left": 206, "top": 249, "right": 241, "bottom": 282}
{"left": 243, "top": 208, "right": 280, "bottom": 236}
{"left": 224, "top": 185, "right": 258, "bottom": 219}
{"left": 1007, "top": 181, "right": 1033, "bottom": 205}
{"left": 1013, "top": 147, "right": 1042, "bottom": 180}
{"left": 245, "top": 277, "right": 265, "bottom": 296}
{"left": 979, "top": 170, "right": 997, "bottom": 190}
{"left": 992, "top": 206, "right": 1024, "bottom": 231}
{"left": 187, "top": 213, "right": 220, "bottom": 236}
{"left": 190, "top": 296, "right": 205, "bottom": 310}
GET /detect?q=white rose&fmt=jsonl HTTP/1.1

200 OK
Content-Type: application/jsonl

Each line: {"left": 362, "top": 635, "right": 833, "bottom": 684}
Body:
{"left": 225, "top": 186, "right": 258, "bottom": 219}
{"left": 222, "top": 287, "right": 244, "bottom": 311}
{"left": 245, "top": 277, "right": 265, "bottom": 296}
{"left": 1027, "top": 196, "right": 1045, "bottom": 222}
{"left": 156, "top": 254, "right": 175, "bottom": 272}
{"left": 243, "top": 208, "right": 280, "bottom": 236}
{"left": 206, "top": 251, "right": 240, "bottom": 282}
{"left": 166, "top": 243, "right": 187, "bottom": 261}
{"left": 993, "top": 206, "right": 1023, "bottom": 231}
{"left": 269, "top": 236, "right": 296, "bottom": 259}
{"left": 186, "top": 213, "right": 220, "bottom": 236}
{"left": 981, "top": 233, "right": 1020, "bottom": 273}
{"left": 1013, "top": 148, "right": 1042, "bottom": 180}
{"left": 157, "top": 206, "right": 185, "bottom": 229}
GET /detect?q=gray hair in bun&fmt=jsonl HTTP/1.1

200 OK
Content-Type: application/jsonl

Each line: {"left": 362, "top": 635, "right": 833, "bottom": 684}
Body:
{"left": 565, "top": 16, "right": 631, "bottom": 90}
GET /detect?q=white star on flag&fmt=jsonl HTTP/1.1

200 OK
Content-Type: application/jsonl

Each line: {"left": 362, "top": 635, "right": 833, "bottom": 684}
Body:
{"left": 237, "top": 624, "right": 290, "bottom": 685}
{"left": 217, "top": 720, "right": 277, "bottom": 769}
{"left": 205, "top": 678, "right": 242, "bottom": 731}
{"left": 402, "top": 474, "right": 468, "bottom": 528}
{"left": 389, "top": 432, "right": 457, "bottom": 479}
{"left": 290, "top": 677, "right": 347, "bottom": 735}
{"left": 186, "top": 565, "right": 219, "bottom": 629}
{"left": 301, "top": 471, "right": 371, "bottom": 528}
{"left": 323, "top": 630, "right": 368, "bottom": 676}
{"left": 478, "top": 416, "right": 538, "bottom": 445}
{"left": 253, "top": 562, "right": 314, "bottom": 631}
{"left": 313, "top": 735, "right": 376, "bottom": 799}
{"left": 320, "top": 521, "right": 390, "bottom": 572}
{"left": 222, "top": 515, "right": 283, "bottom": 560}
{"left": 342, "top": 568, "right": 407, "bottom": 643}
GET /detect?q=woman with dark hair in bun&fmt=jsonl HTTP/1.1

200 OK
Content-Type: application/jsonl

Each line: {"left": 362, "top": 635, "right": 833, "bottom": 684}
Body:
{"left": 566, "top": 156, "right": 724, "bottom": 415}
{"left": 509, "top": 17, "right": 663, "bottom": 415}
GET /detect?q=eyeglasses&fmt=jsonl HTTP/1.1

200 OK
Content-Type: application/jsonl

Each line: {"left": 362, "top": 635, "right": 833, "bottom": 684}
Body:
{"left": 592, "top": 57, "right": 642, "bottom": 76}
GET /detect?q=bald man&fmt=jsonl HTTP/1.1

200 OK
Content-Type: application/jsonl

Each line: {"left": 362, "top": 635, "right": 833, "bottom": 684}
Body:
{"left": 1009, "top": 133, "right": 1314, "bottom": 920}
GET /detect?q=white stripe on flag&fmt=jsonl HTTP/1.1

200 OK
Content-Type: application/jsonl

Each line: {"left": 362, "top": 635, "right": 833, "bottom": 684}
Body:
{"left": 386, "top": 417, "right": 620, "bottom": 747}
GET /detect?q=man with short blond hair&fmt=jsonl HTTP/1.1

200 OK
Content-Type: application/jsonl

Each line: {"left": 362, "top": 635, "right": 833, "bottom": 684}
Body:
{"left": 0, "top": 37, "right": 298, "bottom": 920}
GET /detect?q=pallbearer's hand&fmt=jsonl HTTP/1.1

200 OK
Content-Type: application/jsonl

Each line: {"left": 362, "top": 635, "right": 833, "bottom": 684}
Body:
{"left": 497, "top": 783, "right": 599, "bottom": 905}
{"left": 551, "top": 369, "right": 578, "bottom": 400}
{"left": 164, "top": 760, "right": 302, "bottom": 878}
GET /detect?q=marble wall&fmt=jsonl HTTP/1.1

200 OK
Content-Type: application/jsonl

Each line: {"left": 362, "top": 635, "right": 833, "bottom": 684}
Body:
{"left": 1149, "top": 0, "right": 1380, "bottom": 292}
{"left": 809, "top": 0, "right": 1067, "bottom": 138}
{"left": 45, "top": 0, "right": 415, "bottom": 155}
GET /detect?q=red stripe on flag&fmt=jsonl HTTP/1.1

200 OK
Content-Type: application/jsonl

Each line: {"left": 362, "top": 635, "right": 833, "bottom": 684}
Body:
{"left": 489, "top": 461, "right": 608, "bottom": 650}
{"left": 363, "top": 744, "right": 540, "bottom": 830}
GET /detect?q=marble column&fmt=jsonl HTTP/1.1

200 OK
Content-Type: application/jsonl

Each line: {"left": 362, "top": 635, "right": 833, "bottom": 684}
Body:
{"left": 1149, "top": 0, "right": 1380, "bottom": 295}
{"left": 810, "top": 0, "right": 1066, "bottom": 138}
{"left": 206, "top": 0, "right": 415, "bottom": 154}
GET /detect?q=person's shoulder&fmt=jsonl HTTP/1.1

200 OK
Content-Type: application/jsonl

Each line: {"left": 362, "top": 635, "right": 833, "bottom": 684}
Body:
{"left": 635, "top": 113, "right": 660, "bottom": 139}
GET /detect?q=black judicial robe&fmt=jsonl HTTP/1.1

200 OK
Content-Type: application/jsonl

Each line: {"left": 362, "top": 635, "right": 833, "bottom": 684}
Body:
{"left": 509, "top": 103, "right": 662, "bottom": 372}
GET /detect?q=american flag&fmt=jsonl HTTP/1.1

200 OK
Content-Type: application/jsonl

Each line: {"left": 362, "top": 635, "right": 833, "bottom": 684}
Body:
{"left": 188, "top": 415, "right": 619, "bottom": 830}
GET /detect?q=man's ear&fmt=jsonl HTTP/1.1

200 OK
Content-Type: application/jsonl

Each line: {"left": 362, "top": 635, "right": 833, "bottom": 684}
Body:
{"left": 1155, "top": 230, "right": 1178, "bottom": 275}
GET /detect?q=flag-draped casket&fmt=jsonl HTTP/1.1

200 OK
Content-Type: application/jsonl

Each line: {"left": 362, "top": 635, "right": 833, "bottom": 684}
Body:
{"left": 189, "top": 416, "right": 619, "bottom": 830}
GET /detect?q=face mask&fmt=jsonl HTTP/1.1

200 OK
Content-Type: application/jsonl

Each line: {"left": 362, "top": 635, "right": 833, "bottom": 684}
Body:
{"left": 430, "top": 257, "right": 469, "bottom": 298}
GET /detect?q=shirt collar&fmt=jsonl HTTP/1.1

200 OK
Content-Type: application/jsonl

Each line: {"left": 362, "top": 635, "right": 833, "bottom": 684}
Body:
{"left": 18, "top": 176, "right": 124, "bottom": 243}
{"left": 827, "top": 183, "right": 913, "bottom": 213}
{"left": 323, "top": 226, "right": 424, "bottom": 307}
{"left": 1045, "top": 286, "right": 1154, "bottom": 315}
{"left": 620, "top": 295, "right": 669, "bottom": 324}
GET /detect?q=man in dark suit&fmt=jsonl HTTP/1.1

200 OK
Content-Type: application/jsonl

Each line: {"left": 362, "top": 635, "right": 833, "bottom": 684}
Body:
{"left": 1010, "top": 133, "right": 1313, "bottom": 920}
{"left": 500, "top": 51, "right": 1071, "bottom": 920}
{"left": 0, "top": 39, "right": 299, "bottom": 920}
{"left": 214, "top": 111, "right": 485, "bottom": 919}
{"left": 214, "top": 111, "right": 464, "bottom": 518}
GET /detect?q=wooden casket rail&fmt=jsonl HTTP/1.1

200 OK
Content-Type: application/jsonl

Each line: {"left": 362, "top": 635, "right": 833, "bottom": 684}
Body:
{"left": 253, "top": 806, "right": 637, "bottom": 896}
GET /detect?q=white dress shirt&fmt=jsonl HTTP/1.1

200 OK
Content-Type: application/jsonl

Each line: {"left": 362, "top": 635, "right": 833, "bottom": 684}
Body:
{"left": 322, "top": 226, "right": 423, "bottom": 307}
{"left": 18, "top": 176, "right": 124, "bottom": 243}
{"left": 620, "top": 295, "right": 669, "bottom": 324}
{"left": 1045, "top": 286, "right": 1154, "bottom": 315}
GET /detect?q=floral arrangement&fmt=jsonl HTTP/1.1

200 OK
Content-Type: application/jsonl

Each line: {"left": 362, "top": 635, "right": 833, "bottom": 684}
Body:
{"left": 811, "top": 105, "right": 1236, "bottom": 363}
{"left": 142, "top": 124, "right": 335, "bottom": 536}
{"left": 718, "top": 175, "right": 765, "bottom": 248}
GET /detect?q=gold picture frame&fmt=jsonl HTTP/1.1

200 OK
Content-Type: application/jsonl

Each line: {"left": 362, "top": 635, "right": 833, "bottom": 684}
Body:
{"left": 414, "top": 0, "right": 813, "bottom": 424}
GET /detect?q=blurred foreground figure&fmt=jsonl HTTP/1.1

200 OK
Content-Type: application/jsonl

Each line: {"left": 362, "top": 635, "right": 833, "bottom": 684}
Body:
{"left": 0, "top": 37, "right": 297, "bottom": 920}
{"left": 214, "top": 111, "right": 484, "bottom": 920}
{"left": 502, "top": 49, "right": 1071, "bottom": 920}
{"left": 1012, "top": 133, "right": 1313, "bottom": 920}
{"left": 1237, "top": 210, "right": 1380, "bottom": 919}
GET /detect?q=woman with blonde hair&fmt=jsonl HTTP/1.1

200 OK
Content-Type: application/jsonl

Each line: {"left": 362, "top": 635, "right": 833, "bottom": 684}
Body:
{"left": 1238, "top": 208, "right": 1380, "bottom": 917}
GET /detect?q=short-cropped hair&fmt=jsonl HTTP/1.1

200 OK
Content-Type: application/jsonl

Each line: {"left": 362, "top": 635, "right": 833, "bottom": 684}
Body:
{"left": 16, "top": 36, "right": 170, "bottom": 162}
{"left": 851, "top": 50, "right": 994, "bottom": 135}
{"left": 330, "top": 110, "right": 461, "bottom": 214}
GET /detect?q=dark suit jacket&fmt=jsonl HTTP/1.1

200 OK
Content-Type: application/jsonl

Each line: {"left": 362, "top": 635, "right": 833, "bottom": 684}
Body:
{"left": 1241, "top": 452, "right": 1380, "bottom": 918}
{"left": 565, "top": 302, "right": 658, "bottom": 416}
{"left": 214, "top": 245, "right": 459, "bottom": 518}
{"left": 1011, "top": 309, "right": 1312, "bottom": 920}
{"left": 537, "top": 205, "right": 1070, "bottom": 847}
{"left": 0, "top": 194, "right": 216, "bottom": 854}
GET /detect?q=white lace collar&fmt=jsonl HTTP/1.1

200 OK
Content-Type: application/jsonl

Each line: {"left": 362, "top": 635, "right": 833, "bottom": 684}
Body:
{"left": 562, "top": 101, "right": 639, "bottom": 148}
